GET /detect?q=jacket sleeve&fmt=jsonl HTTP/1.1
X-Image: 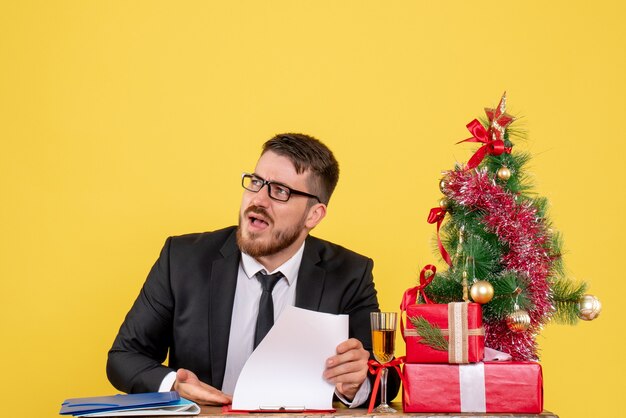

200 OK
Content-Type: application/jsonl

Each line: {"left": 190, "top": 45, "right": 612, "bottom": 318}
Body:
{"left": 106, "top": 238, "right": 176, "bottom": 393}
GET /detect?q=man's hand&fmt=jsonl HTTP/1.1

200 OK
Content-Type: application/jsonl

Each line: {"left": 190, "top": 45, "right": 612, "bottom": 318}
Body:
{"left": 323, "top": 338, "right": 369, "bottom": 401}
{"left": 173, "top": 368, "right": 233, "bottom": 405}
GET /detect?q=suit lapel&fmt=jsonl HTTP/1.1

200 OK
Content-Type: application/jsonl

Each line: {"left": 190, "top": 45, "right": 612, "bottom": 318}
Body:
{"left": 208, "top": 229, "right": 240, "bottom": 389}
{"left": 295, "top": 236, "right": 326, "bottom": 311}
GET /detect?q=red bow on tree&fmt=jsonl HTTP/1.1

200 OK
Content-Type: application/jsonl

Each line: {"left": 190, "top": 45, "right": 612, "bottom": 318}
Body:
{"left": 427, "top": 207, "right": 452, "bottom": 266}
{"left": 458, "top": 92, "right": 514, "bottom": 169}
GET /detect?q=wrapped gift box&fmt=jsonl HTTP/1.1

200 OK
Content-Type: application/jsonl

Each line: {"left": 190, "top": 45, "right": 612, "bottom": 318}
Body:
{"left": 402, "top": 362, "right": 543, "bottom": 413}
{"left": 403, "top": 301, "right": 484, "bottom": 363}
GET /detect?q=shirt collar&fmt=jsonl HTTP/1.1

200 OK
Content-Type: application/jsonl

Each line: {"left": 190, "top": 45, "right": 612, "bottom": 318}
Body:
{"left": 240, "top": 242, "right": 306, "bottom": 286}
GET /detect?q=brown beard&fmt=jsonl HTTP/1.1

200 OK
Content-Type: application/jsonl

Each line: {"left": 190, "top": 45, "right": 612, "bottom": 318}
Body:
{"left": 236, "top": 205, "right": 307, "bottom": 257}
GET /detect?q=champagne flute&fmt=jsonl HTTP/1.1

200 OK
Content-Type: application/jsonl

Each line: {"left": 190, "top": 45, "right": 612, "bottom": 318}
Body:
{"left": 370, "top": 311, "right": 397, "bottom": 413}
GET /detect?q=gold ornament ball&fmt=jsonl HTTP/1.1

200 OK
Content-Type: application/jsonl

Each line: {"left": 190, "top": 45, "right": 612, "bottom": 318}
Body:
{"left": 506, "top": 309, "right": 531, "bottom": 333}
{"left": 439, "top": 197, "right": 450, "bottom": 210}
{"left": 439, "top": 178, "right": 448, "bottom": 193}
{"left": 577, "top": 294, "right": 602, "bottom": 321}
{"left": 470, "top": 280, "right": 494, "bottom": 304}
{"left": 497, "top": 166, "right": 511, "bottom": 181}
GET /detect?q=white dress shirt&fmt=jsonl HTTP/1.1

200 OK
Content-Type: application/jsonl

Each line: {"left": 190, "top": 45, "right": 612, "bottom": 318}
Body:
{"left": 159, "top": 242, "right": 370, "bottom": 406}
{"left": 221, "top": 243, "right": 304, "bottom": 394}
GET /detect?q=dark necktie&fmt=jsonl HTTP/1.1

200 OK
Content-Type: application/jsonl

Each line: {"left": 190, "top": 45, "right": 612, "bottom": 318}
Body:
{"left": 254, "top": 271, "right": 284, "bottom": 349}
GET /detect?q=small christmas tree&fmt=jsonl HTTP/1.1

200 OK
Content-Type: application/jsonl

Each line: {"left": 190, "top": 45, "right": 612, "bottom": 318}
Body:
{"left": 424, "top": 93, "right": 600, "bottom": 360}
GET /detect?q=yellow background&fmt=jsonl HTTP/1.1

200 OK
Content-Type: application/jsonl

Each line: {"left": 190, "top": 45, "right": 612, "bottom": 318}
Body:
{"left": 1, "top": 1, "right": 623, "bottom": 416}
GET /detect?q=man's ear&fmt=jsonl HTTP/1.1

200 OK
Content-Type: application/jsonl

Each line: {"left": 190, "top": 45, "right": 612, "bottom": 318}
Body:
{"left": 305, "top": 203, "right": 327, "bottom": 229}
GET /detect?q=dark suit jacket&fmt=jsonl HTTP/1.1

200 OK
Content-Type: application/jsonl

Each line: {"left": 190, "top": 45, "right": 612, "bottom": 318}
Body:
{"left": 107, "top": 226, "right": 400, "bottom": 402}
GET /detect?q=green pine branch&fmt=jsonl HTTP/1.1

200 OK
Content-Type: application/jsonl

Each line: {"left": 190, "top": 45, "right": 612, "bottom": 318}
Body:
{"left": 546, "top": 230, "right": 565, "bottom": 278}
{"left": 485, "top": 150, "right": 534, "bottom": 196}
{"left": 409, "top": 316, "right": 448, "bottom": 351}
{"left": 531, "top": 196, "right": 549, "bottom": 219}
{"left": 461, "top": 234, "right": 502, "bottom": 279}
{"left": 422, "top": 268, "right": 463, "bottom": 303}
{"left": 551, "top": 277, "right": 588, "bottom": 324}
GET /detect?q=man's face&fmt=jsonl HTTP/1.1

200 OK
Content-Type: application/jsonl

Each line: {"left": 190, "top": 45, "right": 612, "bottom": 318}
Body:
{"left": 237, "top": 151, "right": 317, "bottom": 258}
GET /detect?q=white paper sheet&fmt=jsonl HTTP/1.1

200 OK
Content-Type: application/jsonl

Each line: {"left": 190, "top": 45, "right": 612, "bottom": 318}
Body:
{"left": 231, "top": 306, "right": 348, "bottom": 410}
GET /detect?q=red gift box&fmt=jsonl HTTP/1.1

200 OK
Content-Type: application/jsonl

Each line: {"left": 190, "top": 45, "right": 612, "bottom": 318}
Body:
{"left": 402, "top": 362, "right": 543, "bottom": 413}
{"left": 401, "top": 285, "right": 484, "bottom": 363}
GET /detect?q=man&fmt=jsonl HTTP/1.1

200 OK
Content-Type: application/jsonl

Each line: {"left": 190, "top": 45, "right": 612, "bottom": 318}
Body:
{"left": 107, "top": 133, "right": 400, "bottom": 407}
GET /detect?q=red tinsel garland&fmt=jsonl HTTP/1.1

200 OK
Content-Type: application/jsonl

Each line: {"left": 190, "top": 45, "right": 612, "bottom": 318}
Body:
{"left": 444, "top": 168, "right": 554, "bottom": 360}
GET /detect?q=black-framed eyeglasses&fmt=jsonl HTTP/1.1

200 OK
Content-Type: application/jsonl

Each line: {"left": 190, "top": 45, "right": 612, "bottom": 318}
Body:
{"left": 241, "top": 173, "right": 321, "bottom": 203}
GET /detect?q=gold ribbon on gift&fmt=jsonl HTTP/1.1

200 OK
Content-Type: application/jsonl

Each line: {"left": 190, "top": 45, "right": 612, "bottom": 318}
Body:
{"left": 449, "top": 302, "right": 468, "bottom": 364}
{"left": 403, "top": 328, "right": 485, "bottom": 337}
{"left": 404, "top": 302, "right": 484, "bottom": 364}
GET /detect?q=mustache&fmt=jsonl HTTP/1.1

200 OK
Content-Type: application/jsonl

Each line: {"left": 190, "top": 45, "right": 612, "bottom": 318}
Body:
{"left": 244, "top": 205, "right": 274, "bottom": 224}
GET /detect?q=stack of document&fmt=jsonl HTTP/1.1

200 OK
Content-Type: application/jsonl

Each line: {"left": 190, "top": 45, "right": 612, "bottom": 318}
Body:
{"left": 60, "top": 391, "right": 200, "bottom": 416}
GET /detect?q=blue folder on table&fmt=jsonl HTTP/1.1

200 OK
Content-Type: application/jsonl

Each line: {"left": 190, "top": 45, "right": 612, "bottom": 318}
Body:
{"left": 60, "top": 391, "right": 200, "bottom": 416}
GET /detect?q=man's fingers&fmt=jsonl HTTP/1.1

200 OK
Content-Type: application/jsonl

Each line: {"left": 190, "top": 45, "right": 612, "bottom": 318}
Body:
{"left": 178, "top": 384, "right": 231, "bottom": 405}
{"left": 335, "top": 338, "right": 363, "bottom": 354}
{"left": 324, "top": 357, "right": 365, "bottom": 377}
{"left": 327, "top": 345, "right": 368, "bottom": 367}
{"left": 329, "top": 371, "right": 367, "bottom": 384}
{"left": 324, "top": 362, "right": 368, "bottom": 382}
{"left": 324, "top": 352, "right": 368, "bottom": 383}
{"left": 174, "top": 368, "right": 232, "bottom": 406}
{"left": 334, "top": 374, "right": 366, "bottom": 401}
{"left": 178, "top": 383, "right": 232, "bottom": 405}
{"left": 176, "top": 368, "right": 192, "bottom": 383}
{"left": 328, "top": 348, "right": 361, "bottom": 365}
{"left": 336, "top": 380, "right": 363, "bottom": 394}
{"left": 197, "top": 379, "right": 234, "bottom": 402}
{"left": 195, "top": 387, "right": 232, "bottom": 406}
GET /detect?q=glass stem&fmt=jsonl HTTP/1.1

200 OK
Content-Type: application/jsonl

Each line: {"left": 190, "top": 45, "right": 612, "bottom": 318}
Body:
{"left": 379, "top": 367, "right": 388, "bottom": 407}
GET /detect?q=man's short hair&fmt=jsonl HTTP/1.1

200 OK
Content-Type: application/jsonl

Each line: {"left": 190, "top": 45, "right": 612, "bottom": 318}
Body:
{"left": 262, "top": 133, "right": 339, "bottom": 205}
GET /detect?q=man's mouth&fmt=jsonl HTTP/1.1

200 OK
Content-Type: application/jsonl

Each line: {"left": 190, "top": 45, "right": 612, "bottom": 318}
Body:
{"left": 249, "top": 215, "right": 269, "bottom": 228}
{"left": 245, "top": 206, "right": 272, "bottom": 230}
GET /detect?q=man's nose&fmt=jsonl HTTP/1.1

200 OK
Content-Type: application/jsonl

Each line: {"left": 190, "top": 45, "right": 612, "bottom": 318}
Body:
{"left": 251, "top": 185, "right": 272, "bottom": 206}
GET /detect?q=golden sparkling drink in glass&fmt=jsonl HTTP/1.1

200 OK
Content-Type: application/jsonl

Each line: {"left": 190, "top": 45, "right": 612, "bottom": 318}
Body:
{"left": 372, "top": 328, "right": 395, "bottom": 363}
{"left": 370, "top": 312, "right": 397, "bottom": 413}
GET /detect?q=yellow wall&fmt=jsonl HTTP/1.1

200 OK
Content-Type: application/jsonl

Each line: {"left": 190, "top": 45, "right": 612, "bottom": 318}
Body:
{"left": 1, "top": 1, "right": 623, "bottom": 416}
